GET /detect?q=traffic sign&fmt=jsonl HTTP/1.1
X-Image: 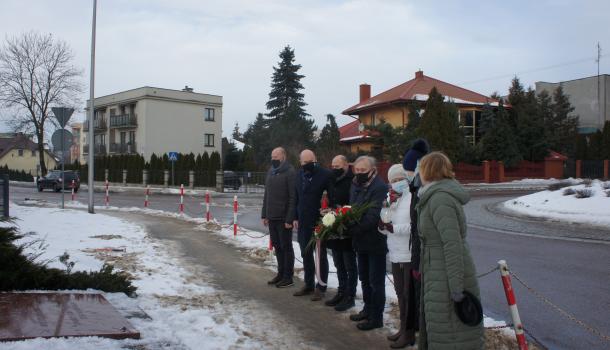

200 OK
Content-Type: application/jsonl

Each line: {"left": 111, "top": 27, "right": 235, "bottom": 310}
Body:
{"left": 168, "top": 152, "right": 178, "bottom": 162}
{"left": 51, "top": 129, "right": 73, "bottom": 151}
{"left": 51, "top": 107, "right": 74, "bottom": 128}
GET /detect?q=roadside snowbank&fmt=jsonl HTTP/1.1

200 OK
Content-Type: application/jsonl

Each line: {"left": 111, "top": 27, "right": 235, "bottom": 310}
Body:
{"left": 503, "top": 180, "right": 610, "bottom": 228}
{"left": 4, "top": 204, "right": 311, "bottom": 350}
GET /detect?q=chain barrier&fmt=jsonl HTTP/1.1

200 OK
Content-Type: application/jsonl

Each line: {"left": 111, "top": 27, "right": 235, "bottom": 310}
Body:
{"left": 510, "top": 271, "right": 610, "bottom": 343}
{"left": 477, "top": 266, "right": 500, "bottom": 279}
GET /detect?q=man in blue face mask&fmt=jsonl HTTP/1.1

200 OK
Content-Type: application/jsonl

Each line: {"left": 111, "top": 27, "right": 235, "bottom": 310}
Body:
{"left": 293, "top": 149, "right": 335, "bottom": 301}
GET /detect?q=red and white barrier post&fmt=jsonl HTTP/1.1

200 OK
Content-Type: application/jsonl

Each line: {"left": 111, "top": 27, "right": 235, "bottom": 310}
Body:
{"left": 205, "top": 190, "right": 211, "bottom": 222}
{"left": 498, "top": 260, "right": 528, "bottom": 350}
{"left": 71, "top": 180, "right": 75, "bottom": 201}
{"left": 233, "top": 195, "right": 238, "bottom": 236}
{"left": 144, "top": 185, "right": 150, "bottom": 208}
{"left": 179, "top": 184, "right": 185, "bottom": 214}
{"left": 104, "top": 180, "right": 109, "bottom": 207}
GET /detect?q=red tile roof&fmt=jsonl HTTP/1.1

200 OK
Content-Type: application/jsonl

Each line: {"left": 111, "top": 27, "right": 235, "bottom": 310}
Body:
{"left": 343, "top": 71, "right": 498, "bottom": 115}
{"left": 339, "top": 120, "right": 360, "bottom": 140}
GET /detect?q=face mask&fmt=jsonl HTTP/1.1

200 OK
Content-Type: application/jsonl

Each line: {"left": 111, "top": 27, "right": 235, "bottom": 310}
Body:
{"left": 356, "top": 171, "right": 371, "bottom": 185}
{"left": 271, "top": 159, "right": 281, "bottom": 169}
{"left": 302, "top": 162, "right": 316, "bottom": 173}
{"left": 332, "top": 168, "right": 344, "bottom": 178}
{"left": 391, "top": 180, "right": 407, "bottom": 193}
{"left": 406, "top": 174, "right": 415, "bottom": 183}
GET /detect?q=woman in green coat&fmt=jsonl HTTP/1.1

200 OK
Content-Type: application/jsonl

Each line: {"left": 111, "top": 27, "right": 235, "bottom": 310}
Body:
{"left": 416, "top": 152, "right": 484, "bottom": 350}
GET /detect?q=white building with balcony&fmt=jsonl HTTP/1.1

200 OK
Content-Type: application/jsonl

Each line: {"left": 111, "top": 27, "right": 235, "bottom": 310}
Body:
{"left": 83, "top": 86, "right": 222, "bottom": 160}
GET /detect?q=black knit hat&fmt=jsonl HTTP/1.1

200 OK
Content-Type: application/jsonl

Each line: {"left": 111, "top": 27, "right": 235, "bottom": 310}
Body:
{"left": 402, "top": 138, "right": 429, "bottom": 171}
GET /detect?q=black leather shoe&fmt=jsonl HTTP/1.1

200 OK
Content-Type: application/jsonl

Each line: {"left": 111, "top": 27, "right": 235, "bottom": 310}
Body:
{"left": 293, "top": 286, "right": 314, "bottom": 296}
{"left": 356, "top": 319, "right": 383, "bottom": 331}
{"left": 267, "top": 275, "right": 281, "bottom": 285}
{"left": 276, "top": 279, "right": 294, "bottom": 288}
{"left": 349, "top": 309, "right": 369, "bottom": 322}
{"left": 324, "top": 293, "right": 344, "bottom": 306}
{"left": 334, "top": 296, "right": 355, "bottom": 312}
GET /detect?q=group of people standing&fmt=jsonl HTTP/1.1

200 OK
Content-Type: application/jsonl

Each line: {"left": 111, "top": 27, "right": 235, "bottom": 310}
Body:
{"left": 261, "top": 140, "right": 484, "bottom": 349}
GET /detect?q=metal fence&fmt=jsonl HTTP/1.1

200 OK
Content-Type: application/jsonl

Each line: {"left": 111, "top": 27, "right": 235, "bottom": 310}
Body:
{"left": 0, "top": 174, "right": 8, "bottom": 217}
{"left": 581, "top": 160, "right": 605, "bottom": 179}
{"left": 223, "top": 171, "right": 266, "bottom": 193}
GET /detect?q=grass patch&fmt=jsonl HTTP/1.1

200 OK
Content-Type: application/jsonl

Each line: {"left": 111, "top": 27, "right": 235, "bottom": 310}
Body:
{"left": 547, "top": 180, "right": 573, "bottom": 191}
{"left": 0, "top": 225, "right": 136, "bottom": 296}
{"left": 574, "top": 189, "right": 594, "bottom": 198}
{"left": 563, "top": 188, "right": 576, "bottom": 196}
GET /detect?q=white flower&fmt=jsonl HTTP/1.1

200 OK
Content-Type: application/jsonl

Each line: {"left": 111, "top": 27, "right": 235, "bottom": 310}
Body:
{"left": 322, "top": 212, "right": 336, "bottom": 227}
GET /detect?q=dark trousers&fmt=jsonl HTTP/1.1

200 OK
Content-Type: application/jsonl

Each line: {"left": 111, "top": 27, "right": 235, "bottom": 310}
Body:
{"left": 269, "top": 220, "right": 295, "bottom": 280}
{"left": 357, "top": 252, "right": 387, "bottom": 323}
{"left": 298, "top": 228, "right": 328, "bottom": 291}
{"left": 391, "top": 262, "right": 419, "bottom": 333}
{"left": 331, "top": 247, "right": 357, "bottom": 297}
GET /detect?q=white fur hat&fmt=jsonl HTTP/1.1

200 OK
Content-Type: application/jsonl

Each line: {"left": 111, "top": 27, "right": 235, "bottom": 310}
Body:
{"left": 387, "top": 163, "right": 407, "bottom": 182}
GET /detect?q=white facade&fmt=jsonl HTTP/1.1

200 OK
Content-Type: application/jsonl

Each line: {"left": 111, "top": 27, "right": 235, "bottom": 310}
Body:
{"left": 83, "top": 87, "right": 222, "bottom": 161}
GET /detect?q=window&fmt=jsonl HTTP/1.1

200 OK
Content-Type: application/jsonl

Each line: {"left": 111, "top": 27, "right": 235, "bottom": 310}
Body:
{"left": 204, "top": 134, "right": 215, "bottom": 147}
{"left": 17, "top": 149, "right": 24, "bottom": 157}
{"left": 31, "top": 150, "right": 36, "bottom": 157}
{"left": 204, "top": 108, "right": 215, "bottom": 121}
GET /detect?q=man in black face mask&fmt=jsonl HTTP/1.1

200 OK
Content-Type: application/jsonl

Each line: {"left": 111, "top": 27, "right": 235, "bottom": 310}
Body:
{"left": 325, "top": 155, "right": 357, "bottom": 312}
{"left": 261, "top": 147, "right": 296, "bottom": 288}
{"left": 293, "top": 149, "right": 334, "bottom": 301}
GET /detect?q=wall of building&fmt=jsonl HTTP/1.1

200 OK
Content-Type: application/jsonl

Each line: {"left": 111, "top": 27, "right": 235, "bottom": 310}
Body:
{"left": 536, "top": 75, "right": 609, "bottom": 132}
{"left": 358, "top": 105, "right": 407, "bottom": 128}
{"left": 141, "top": 98, "right": 222, "bottom": 159}
{"left": 0, "top": 149, "right": 57, "bottom": 175}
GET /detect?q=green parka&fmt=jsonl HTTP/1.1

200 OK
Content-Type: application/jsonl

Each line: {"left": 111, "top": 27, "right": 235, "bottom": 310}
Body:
{"left": 416, "top": 179, "right": 484, "bottom": 350}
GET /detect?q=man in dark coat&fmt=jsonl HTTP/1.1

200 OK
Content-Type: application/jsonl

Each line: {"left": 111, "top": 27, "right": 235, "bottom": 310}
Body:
{"left": 402, "top": 138, "right": 429, "bottom": 332}
{"left": 293, "top": 149, "right": 335, "bottom": 301}
{"left": 261, "top": 147, "right": 297, "bottom": 288}
{"left": 325, "top": 155, "right": 357, "bottom": 312}
{"left": 348, "top": 156, "right": 388, "bottom": 331}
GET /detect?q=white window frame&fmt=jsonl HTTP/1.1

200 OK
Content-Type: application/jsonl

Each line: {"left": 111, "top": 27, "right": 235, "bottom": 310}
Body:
{"left": 204, "top": 134, "right": 215, "bottom": 147}
{"left": 204, "top": 108, "right": 215, "bottom": 122}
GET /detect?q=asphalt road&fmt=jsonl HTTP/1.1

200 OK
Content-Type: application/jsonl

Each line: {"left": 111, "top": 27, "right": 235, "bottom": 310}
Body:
{"left": 12, "top": 185, "right": 610, "bottom": 350}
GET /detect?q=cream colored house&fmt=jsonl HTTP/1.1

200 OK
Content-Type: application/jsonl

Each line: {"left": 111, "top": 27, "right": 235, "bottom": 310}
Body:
{"left": 83, "top": 86, "right": 222, "bottom": 161}
{"left": 70, "top": 122, "right": 86, "bottom": 164}
{"left": 0, "top": 133, "right": 57, "bottom": 176}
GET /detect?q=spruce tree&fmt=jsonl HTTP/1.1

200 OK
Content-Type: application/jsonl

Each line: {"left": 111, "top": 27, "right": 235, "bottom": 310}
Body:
{"left": 508, "top": 77, "right": 548, "bottom": 161}
{"left": 551, "top": 84, "right": 579, "bottom": 157}
{"left": 266, "top": 45, "right": 308, "bottom": 120}
{"left": 478, "top": 103, "right": 522, "bottom": 167}
{"left": 588, "top": 131, "right": 603, "bottom": 160}
{"left": 315, "top": 114, "right": 343, "bottom": 166}
{"left": 574, "top": 134, "right": 589, "bottom": 160}
{"left": 416, "top": 87, "right": 463, "bottom": 162}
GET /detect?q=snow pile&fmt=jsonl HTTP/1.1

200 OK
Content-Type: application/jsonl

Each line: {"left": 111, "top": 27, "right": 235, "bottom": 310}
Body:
{"left": 503, "top": 180, "right": 610, "bottom": 228}
{"left": 4, "top": 205, "right": 304, "bottom": 350}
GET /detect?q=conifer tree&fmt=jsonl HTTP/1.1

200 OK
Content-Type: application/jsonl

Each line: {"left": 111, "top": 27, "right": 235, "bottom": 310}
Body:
{"left": 550, "top": 84, "right": 579, "bottom": 157}
{"left": 416, "top": 87, "right": 463, "bottom": 162}
{"left": 315, "top": 114, "right": 343, "bottom": 166}
{"left": 266, "top": 45, "right": 308, "bottom": 120}
{"left": 478, "top": 103, "right": 522, "bottom": 167}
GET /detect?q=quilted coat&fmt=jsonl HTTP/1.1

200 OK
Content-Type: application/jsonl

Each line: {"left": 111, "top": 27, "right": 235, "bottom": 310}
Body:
{"left": 416, "top": 179, "right": 484, "bottom": 350}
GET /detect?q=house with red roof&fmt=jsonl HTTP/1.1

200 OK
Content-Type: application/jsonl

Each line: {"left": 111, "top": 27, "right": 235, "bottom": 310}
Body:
{"left": 340, "top": 70, "right": 500, "bottom": 153}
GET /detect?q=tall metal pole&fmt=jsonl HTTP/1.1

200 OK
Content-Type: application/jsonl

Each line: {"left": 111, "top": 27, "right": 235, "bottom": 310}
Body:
{"left": 88, "top": 0, "right": 97, "bottom": 214}
{"left": 61, "top": 123, "right": 65, "bottom": 209}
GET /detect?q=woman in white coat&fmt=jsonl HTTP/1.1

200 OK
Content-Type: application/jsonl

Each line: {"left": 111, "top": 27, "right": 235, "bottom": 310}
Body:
{"left": 379, "top": 164, "right": 417, "bottom": 348}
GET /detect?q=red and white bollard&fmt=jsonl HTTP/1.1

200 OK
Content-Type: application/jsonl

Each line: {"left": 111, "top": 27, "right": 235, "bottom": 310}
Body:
{"left": 104, "top": 180, "right": 109, "bottom": 207}
{"left": 144, "top": 185, "right": 150, "bottom": 208}
{"left": 233, "top": 195, "right": 238, "bottom": 236}
{"left": 179, "top": 184, "right": 184, "bottom": 214}
{"left": 205, "top": 190, "right": 211, "bottom": 222}
{"left": 71, "top": 180, "right": 75, "bottom": 201}
{"left": 498, "top": 260, "right": 528, "bottom": 350}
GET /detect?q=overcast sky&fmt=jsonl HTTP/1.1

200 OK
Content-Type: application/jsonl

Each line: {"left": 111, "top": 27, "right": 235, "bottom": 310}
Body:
{"left": 1, "top": 0, "right": 609, "bottom": 135}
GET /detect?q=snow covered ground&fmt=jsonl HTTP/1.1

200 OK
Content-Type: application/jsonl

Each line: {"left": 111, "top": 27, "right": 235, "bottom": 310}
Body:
{"left": 6, "top": 200, "right": 512, "bottom": 348}
{"left": 503, "top": 180, "right": 610, "bottom": 228}
{"left": 3, "top": 204, "right": 312, "bottom": 350}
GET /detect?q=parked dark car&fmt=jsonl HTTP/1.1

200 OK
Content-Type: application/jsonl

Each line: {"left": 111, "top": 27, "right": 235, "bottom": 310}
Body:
{"left": 223, "top": 171, "right": 242, "bottom": 190}
{"left": 37, "top": 170, "right": 80, "bottom": 192}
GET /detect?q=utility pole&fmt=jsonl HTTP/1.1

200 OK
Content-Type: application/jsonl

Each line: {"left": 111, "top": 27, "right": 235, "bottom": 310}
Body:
{"left": 88, "top": 0, "right": 97, "bottom": 214}
{"left": 596, "top": 42, "right": 602, "bottom": 129}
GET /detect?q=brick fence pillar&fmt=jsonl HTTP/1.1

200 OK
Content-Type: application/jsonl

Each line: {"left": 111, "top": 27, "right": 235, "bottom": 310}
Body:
{"left": 498, "top": 161, "right": 505, "bottom": 183}
{"left": 483, "top": 160, "right": 490, "bottom": 183}
{"left": 575, "top": 160, "right": 582, "bottom": 179}
{"left": 604, "top": 160, "right": 609, "bottom": 180}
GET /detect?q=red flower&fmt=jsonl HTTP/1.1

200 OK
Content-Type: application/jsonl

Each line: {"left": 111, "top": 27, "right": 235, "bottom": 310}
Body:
{"left": 341, "top": 207, "right": 351, "bottom": 215}
{"left": 314, "top": 225, "right": 321, "bottom": 234}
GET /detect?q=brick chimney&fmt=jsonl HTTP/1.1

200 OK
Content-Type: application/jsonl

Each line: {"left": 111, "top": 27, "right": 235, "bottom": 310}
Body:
{"left": 359, "top": 84, "right": 371, "bottom": 103}
{"left": 415, "top": 70, "right": 424, "bottom": 79}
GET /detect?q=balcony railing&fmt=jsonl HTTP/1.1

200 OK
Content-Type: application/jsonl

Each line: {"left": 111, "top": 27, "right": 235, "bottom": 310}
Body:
{"left": 82, "top": 144, "right": 107, "bottom": 155}
{"left": 110, "top": 114, "right": 137, "bottom": 128}
{"left": 109, "top": 142, "right": 137, "bottom": 154}
{"left": 82, "top": 117, "right": 107, "bottom": 132}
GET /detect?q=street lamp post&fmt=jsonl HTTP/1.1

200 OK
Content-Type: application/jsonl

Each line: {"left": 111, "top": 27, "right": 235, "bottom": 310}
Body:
{"left": 88, "top": 0, "right": 97, "bottom": 214}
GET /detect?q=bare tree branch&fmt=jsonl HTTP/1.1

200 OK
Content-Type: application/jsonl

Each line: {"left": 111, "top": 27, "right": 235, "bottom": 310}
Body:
{"left": 0, "top": 31, "right": 83, "bottom": 175}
